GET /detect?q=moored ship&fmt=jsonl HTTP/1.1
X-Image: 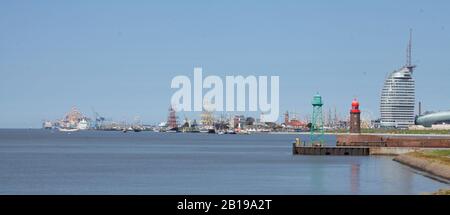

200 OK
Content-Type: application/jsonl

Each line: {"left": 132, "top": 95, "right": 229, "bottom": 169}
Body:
{"left": 42, "top": 121, "right": 53, "bottom": 129}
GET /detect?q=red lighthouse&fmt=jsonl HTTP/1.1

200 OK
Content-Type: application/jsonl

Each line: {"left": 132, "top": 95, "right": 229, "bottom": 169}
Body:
{"left": 350, "top": 99, "right": 361, "bottom": 133}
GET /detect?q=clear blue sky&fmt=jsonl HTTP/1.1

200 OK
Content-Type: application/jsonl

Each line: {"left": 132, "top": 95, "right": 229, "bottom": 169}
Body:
{"left": 1, "top": 0, "right": 449, "bottom": 128}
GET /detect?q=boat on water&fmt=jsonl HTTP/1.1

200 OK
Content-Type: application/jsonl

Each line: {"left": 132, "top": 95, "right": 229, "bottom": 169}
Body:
{"left": 199, "top": 128, "right": 216, "bottom": 133}
{"left": 153, "top": 127, "right": 163, "bottom": 132}
{"left": 166, "top": 127, "right": 179, "bottom": 133}
{"left": 77, "top": 119, "right": 89, "bottom": 130}
{"left": 199, "top": 128, "right": 209, "bottom": 133}
{"left": 58, "top": 128, "right": 80, "bottom": 132}
{"left": 42, "top": 121, "right": 53, "bottom": 129}
{"left": 199, "top": 125, "right": 215, "bottom": 134}
{"left": 226, "top": 129, "right": 236, "bottom": 134}
{"left": 165, "top": 130, "right": 177, "bottom": 133}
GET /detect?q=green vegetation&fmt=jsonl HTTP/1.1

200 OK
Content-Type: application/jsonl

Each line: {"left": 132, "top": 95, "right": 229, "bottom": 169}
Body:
{"left": 422, "top": 149, "right": 450, "bottom": 157}
{"left": 423, "top": 188, "right": 450, "bottom": 195}
{"left": 430, "top": 189, "right": 450, "bottom": 195}
{"left": 409, "top": 150, "right": 450, "bottom": 165}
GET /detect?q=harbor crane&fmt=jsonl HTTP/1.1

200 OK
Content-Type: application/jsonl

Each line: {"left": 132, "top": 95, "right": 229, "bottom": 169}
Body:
{"left": 91, "top": 107, "right": 106, "bottom": 129}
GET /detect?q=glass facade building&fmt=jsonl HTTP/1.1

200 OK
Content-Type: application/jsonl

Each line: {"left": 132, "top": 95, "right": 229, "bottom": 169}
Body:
{"left": 380, "top": 66, "right": 415, "bottom": 128}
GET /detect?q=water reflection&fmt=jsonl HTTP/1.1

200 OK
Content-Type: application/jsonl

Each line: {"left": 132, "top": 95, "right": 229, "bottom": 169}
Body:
{"left": 350, "top": 163, "right": 360, "bottom": 194}
{"left": 379, "top": 157, "right": 414, "bottom": 194}
{"left": 311, "top": 164, "right": 325, "bottom": 193}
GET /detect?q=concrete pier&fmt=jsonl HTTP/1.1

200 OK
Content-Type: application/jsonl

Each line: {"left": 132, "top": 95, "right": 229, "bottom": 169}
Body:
{"left": 292, "top": 143, "right": 423, "bottom": 156}
{"left": 292, "top": 143, "right": 370, "bottom": 156}
{"left": 336, "top": 134, "right": 450, "bottom": 148}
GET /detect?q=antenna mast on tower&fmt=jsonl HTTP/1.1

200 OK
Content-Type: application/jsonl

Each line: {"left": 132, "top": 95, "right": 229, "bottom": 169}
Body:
{"left": 406, "top": 29, "right": 415, "bottom": 69}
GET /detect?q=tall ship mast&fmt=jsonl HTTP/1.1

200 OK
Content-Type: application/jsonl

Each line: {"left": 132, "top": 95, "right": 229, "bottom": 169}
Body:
{"left": 167, "top": 106, "right": 178, "bottom": 131}
{"left": 200, "top": 100, "right": 216, "bottom": 133}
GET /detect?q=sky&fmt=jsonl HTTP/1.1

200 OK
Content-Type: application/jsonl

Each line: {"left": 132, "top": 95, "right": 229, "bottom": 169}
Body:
{"left": 1, "top": 0, "right": 450, "bottom": 128}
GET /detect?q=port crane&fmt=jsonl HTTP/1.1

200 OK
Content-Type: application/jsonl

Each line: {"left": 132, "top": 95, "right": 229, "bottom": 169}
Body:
{"left": 91, "top": 107, "right": 106, "bottom": 129}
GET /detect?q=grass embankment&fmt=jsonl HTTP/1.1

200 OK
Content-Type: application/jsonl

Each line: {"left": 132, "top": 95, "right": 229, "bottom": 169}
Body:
{"left": 410, "top": 150, "right": 450, "bottom": 165}
{"left": 394, "top": 149, "right": 450, "bottom": 183}
{"left": 427, "top": 189, "right": 450, "bottom": 195}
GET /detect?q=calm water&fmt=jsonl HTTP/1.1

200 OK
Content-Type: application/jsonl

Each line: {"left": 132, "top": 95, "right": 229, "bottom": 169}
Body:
{"left": 0, "top": 129, "right": 447, "bottom": 194}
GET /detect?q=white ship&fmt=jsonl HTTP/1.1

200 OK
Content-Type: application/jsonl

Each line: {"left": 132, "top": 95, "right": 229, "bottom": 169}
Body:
{"left": 199, "top": 125, "right": 215, "bottom": 133}
{"left": 77, "top": 119, "right": 89, "bottom": 130}
{"left": 42, "top": 121, "right": 53, "bottom": 129}
{"left": 58, "top": 127, "right": 80, "bottom": 132}
{"left": 199, "top": 126, "right": 209, "bottom": 133}
{"left": 56, "top": 107, "right": 91, "bottom": 132}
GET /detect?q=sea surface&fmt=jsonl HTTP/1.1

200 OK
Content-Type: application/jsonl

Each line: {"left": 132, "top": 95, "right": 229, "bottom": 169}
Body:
{"left": 0, "top": 129, "right": 447, "bottom": 194}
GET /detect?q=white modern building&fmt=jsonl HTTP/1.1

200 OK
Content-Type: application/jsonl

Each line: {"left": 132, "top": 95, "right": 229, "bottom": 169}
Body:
{"left": 380, "top": 31, "right": 416, "bottom": 128}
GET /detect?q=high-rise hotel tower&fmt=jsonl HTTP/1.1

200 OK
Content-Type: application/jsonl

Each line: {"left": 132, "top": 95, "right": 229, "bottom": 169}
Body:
{"left": 380, "top": 30, "right": 416, "bottom": 128}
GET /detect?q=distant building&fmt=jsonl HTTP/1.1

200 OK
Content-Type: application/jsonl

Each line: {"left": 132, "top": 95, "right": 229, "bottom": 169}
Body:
{"left": 380, "top": 30, "right": 416, "bottom": 129}
{"left": 415, "top": 111, "right": 450, "bottom": 127}
{"left": 283, "top": 111, "right": 305, "bottom": 129}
